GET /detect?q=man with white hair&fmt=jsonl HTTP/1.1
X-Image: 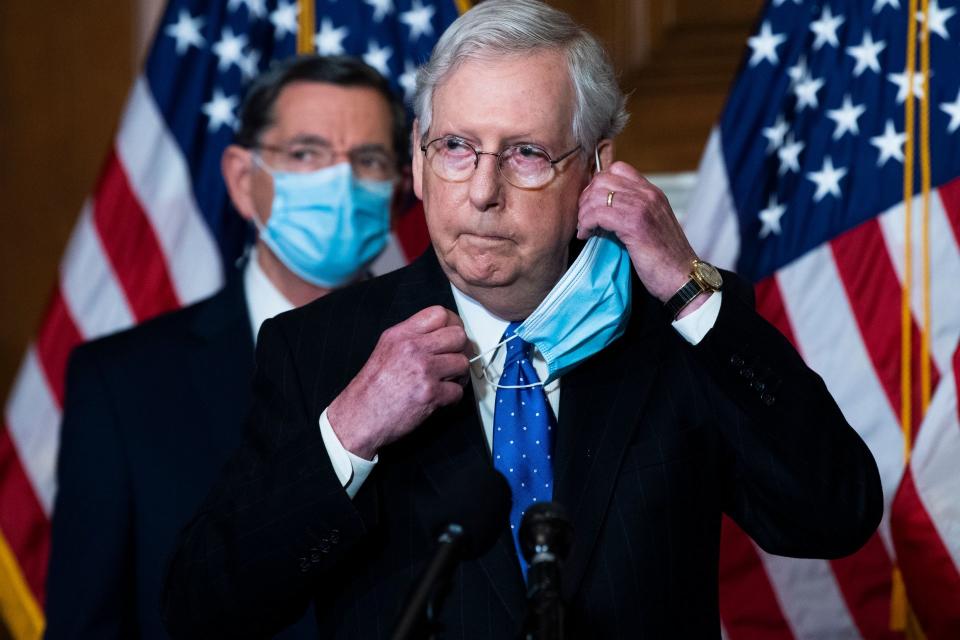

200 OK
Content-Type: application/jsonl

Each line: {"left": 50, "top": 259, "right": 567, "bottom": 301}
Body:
{"left": 163, "top": 2, "right": 882, "bottom": 637}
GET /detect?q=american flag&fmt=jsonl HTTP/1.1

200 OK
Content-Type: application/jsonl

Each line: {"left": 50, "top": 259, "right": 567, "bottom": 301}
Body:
{"left": 685, "top": 0, "right": 960, "bottom": 638}
{"left": 0, "top": 0, "right": 462, "bottom": 637}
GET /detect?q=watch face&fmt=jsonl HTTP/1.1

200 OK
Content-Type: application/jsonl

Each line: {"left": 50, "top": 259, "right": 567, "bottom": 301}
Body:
{"left": 693, "top": 261, "right": 723, "bottom": 289}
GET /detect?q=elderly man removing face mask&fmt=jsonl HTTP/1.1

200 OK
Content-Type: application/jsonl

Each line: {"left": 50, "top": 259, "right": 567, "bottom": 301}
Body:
{"left": 162, "top": 3, "right": 882, "bottom": 639}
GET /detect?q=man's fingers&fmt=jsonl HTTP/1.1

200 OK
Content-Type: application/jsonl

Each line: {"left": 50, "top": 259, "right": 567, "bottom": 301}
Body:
{"left": 420, "top": 325, "right": 469, "bottom": 354}
{"left": 432, "top": 352, "right": 471, "bottom": 380}
{"left": 441, "top": 307, "right": 464, "bottom": 328}
{"left": 607, "top": 160, "right": 644, "bottom": 181}
{"left": 435, "top": 380, "right": 466, "bottom": 407}
{"left": 405, "top": 305, "right": 454, "bottom": 334}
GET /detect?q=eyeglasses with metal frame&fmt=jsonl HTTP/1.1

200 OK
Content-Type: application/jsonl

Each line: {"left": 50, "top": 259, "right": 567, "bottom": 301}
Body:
{"left": 420, "top": 135, "right": 582, "bottom": 189}
{"left": 254, "top": 142, "right": 397, "bottom": 181}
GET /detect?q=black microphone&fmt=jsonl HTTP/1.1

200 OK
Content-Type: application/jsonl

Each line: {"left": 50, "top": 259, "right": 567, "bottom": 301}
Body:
{"left": 520, "top": 502, "right": 573, "bottom": 640}
{"left": 391, "top": 467, "right": 512, "bottom": 640}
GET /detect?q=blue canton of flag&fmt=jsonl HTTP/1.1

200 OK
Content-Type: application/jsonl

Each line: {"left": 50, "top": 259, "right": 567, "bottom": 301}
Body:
{"left": 722, "top": 0, "right": 960, "bottom": 281}
{"left": 146, "top": 0, "right": 461, "bottom": 271}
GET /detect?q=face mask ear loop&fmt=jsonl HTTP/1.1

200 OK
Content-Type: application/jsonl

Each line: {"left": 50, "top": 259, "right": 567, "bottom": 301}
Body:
{"left": 594, "top": 146, "right": 602, "bottom": 173}
{"left": 467, "top": 334, "right": 545, "bottom": 389}
{"left": 468, "top": 334, "right": 517, "bottom": 373}
{"left": 248, "top": 152, "right": 272, "bottom": 234}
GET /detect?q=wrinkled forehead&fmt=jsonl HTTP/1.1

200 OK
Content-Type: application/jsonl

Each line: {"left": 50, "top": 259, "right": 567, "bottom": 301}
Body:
{"left": 430, "top": 50, "right": 576, "bottom": 145}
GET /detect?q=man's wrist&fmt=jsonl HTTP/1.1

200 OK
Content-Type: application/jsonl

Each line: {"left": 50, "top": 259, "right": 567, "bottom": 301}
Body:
{"left": 664, "top": 259, "right": 723, "bottom": 319}
{"left": 672, "top": 290, "right": 722, "bottom": 345}
{"left": 319, "top": 408, "right": 377, "bottom": 499}
{"left": 327, "top": 395, "right": 379, "bottom": 461}
{"left": 674, "top": 290, "right": 711, "bottom": 320}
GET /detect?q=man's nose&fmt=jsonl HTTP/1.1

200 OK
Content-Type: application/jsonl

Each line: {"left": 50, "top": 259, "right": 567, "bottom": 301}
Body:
{"left": 468, "top": 153, "right": 504, "bottom": 212}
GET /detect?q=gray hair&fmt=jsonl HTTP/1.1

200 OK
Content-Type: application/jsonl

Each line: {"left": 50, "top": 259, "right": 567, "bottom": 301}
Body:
{"left": 413, "top": 0, "right": 629, "bottom": 152}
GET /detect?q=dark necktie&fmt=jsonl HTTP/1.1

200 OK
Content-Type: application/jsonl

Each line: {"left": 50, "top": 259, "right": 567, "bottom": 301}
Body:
{"left": 492, "top": 321, "right": 556, "bottom": 577}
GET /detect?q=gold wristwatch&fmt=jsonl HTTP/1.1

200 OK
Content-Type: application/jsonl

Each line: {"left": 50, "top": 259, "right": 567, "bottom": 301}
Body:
{"left": 665, "top": 259, "right": 723, "bottom": 319}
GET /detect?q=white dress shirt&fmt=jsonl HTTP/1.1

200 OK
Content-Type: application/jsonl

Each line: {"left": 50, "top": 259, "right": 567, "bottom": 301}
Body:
{"left": 243, "top": 248, "right": 295, "bottom": 343}
{"left": 319, "top": 279, "right": 723, "bottom": 499}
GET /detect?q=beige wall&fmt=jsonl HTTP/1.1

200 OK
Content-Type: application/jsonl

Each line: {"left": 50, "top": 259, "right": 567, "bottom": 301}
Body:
{"left": 0, "top": 2, "right": 136, "bottom": 404}
{"left": 0, "top": 0, "right": 757, "bottom": 407}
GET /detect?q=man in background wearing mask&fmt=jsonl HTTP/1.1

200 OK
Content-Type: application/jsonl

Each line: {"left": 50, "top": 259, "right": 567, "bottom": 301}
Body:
{"left": 44, "top": 55, "right": 406, "bottom": 639}
{"left": 163, "top": 2, "right": 883, "bottom": 638}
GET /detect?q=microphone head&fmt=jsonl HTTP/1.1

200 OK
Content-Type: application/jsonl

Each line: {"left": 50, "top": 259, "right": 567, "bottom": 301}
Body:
{"left": 418, "top": 466, "right": 512, "bottom": 559}
{"left": 519, "top": 502, "right": 573, "bottom": 563}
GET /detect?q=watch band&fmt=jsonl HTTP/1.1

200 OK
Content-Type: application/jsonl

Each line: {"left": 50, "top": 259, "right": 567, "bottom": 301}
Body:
{"left": 665, "top": 279, "right": 706, "bottom": 319}
{"left": 665, "top": 260, "right": 722, "bottom": 319}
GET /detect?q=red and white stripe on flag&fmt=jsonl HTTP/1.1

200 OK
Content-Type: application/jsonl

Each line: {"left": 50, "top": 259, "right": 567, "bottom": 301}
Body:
{"left": 688, "top": 128, "right": 960, "bottom": 640}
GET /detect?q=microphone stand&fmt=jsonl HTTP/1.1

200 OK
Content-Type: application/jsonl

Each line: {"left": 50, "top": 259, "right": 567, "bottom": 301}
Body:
{"left": 392, "top": 524, "right": 463, "bottom": 640}
{"left": 524, "top": 549, "right": 565, "bottom": 640}
{"left": 519, "top": 503, "right": 573, "bottom": 640}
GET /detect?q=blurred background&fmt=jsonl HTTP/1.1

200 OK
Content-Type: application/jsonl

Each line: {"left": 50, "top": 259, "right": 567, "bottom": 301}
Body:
{"left": 0, "top": 0, "right": 761, "bottom": 404}
{"left": 4, "top": 2, "right": 960, "bottom": 640}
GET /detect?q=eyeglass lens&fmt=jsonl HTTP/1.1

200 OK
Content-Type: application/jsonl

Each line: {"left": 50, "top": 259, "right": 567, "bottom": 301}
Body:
{"left": 260, "top": 143, "right": 395, "bottom": 181}
{"left": 424, "top": 137, "right": 560, "bottom": 189}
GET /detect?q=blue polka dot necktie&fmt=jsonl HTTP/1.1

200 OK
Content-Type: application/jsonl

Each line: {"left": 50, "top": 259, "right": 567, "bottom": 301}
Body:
{"left": 492, "top": 321, "right": 556, "bottom": 578}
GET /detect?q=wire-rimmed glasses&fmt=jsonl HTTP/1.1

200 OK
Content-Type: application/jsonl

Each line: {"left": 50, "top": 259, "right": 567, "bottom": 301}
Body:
{"left": 255, "top": 142, "right": 397, "bottom": 181}
{"left": 420, "top": 135, "right": 582, "bottom": 189}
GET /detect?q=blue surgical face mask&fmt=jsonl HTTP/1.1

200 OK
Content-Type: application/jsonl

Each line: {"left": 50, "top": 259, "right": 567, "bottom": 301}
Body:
{"left": 470, "top": 148, "right": 632, "bottom": 385}
{"left": 470, "top": 234, "right": 632, "bottom": 386}
{"left": 252, "top": 158, "right": 394, "bottom": 288}
{"left": 515, "top": 233, "right": 632, "bottom": 382}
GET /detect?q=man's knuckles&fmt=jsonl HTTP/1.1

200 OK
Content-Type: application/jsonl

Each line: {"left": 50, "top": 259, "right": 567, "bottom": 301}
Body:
{"left": 413, "top": 305, "right": 452, "bottom": 331}
{"left": 437, "top": 381, "right": 465, "bottom": 406}
{"left": 410, "top": 377, "right": 442, "bottom": 405}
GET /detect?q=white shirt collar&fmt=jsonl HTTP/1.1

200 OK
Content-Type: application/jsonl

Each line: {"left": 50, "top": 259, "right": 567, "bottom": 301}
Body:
{"left": 243, "top": 247, "right": 295, "bottom": 344}
{"left": 448, "top": 283, "right": 511, "bottom": 362}
{"left": 448, "top": 282, "right": 560, "bottom": 451}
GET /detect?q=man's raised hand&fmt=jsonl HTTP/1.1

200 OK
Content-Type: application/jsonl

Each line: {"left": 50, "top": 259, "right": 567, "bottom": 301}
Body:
{"left": 327, "top": 306, "right": 470, "bottom": 460}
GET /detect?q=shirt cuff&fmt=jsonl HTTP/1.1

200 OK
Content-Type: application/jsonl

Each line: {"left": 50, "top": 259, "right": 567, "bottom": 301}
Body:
{"left": 318, "top": 408, "right": 378, "bottom": 499}
{"left": 671, "top": 290, "right": 722, "bottom": 345}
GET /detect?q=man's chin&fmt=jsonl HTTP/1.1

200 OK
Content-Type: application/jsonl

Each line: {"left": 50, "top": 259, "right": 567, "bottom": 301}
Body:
{"left": 440, "top": 252, "right": 517, "bottom": 291}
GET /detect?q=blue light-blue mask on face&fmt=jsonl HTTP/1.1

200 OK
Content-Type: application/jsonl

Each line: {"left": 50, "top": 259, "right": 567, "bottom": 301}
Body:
{"left": 469, "top": 149, "right": 632, "bottom": 385}
{"left": 515, "top": 232, "right": 632, "bottom": 383}
{"left": 470, "top": 234, "right": 632, "bottom": 386}
{"left": 253, "top": 158, "right": 394, "bottom": 288}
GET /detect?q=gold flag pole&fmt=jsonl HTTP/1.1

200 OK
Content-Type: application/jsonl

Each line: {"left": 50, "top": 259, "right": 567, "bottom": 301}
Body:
{"left": 891, "top": 0, "right": 932, "bottom": 637}
{"left": 297, "top": 0, "right": 316, "bottom": 55}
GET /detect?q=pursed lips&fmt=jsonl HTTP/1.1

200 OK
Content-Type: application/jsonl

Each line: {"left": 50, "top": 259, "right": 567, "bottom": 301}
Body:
{"left": 458, "top": 232, "right": 513, "bottom": 245}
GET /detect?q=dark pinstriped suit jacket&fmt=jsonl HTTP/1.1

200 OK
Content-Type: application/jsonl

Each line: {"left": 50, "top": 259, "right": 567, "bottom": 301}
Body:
{"left": 162, "top": 248, "right": 882, "bottom": 639}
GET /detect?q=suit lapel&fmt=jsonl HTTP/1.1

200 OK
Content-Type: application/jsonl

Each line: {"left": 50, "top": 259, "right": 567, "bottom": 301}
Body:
{"left": 384, "top": 250, "right": 527, "bottom": 623}
{"left": 412, "top": 383, "right": 527, "bottom": 624}
{"left": 552, "top": 285, "right": 668, "bottom": 600}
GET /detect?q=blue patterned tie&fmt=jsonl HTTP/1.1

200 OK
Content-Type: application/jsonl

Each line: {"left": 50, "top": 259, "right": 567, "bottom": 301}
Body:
{"left": 492, "top": 321, "right": 556, "bottom": 577}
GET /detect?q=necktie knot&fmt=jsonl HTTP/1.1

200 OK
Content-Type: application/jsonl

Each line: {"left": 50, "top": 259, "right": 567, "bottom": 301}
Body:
{"left": 502, "top": 321, "right": 532, "bottom": 367}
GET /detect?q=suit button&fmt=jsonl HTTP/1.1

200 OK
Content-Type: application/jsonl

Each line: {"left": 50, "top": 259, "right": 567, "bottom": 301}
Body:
{"left": 741, "top": 367, "right": 755, "bottom": 380}
{"left": 329, "top": 529, "right": 340, "bottom": 544}
{"left": 751, "top": 381, "right": 765, "bottom": 392}
{"left": 730, "top": 354, "right": 745, "bottom": 367}
{"left": 317, "top": 538, "right": 331, "bottom": 553}
{"left": 299, "top": 557, "right": 310, "bottom": 573}
{"left": 761, "top": 393, "right": 775, "bottom": 406}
